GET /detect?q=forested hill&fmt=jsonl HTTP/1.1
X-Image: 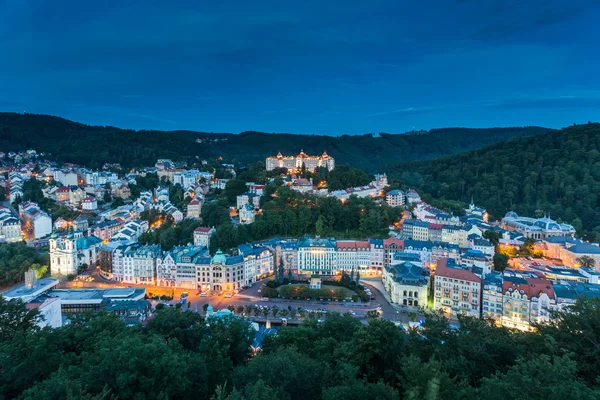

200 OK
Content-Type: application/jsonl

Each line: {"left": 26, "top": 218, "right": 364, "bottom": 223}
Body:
{"left": 386, "top": 122, "right": 600, "bottom": 239}
{"left": 0, "top": 112, "right": 549, "bottom": 171}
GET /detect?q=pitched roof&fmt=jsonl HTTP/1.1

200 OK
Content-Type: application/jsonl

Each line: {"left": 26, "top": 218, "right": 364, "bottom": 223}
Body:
{"left": 435, "top": 258, "right": 481, "bottom": 283}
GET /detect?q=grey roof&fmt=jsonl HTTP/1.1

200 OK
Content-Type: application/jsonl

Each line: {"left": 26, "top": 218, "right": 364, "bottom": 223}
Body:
{"left": 553, "top": 282, "right": 600, "bottom": 300}
{"left": 298, "top": 236, "right": 336, "bottom": 248}
{"left": 568, "top": 243, "right": 600, "bottom": 255}
{"left": 385, "top": 261, "right": 430, "bottom": 286}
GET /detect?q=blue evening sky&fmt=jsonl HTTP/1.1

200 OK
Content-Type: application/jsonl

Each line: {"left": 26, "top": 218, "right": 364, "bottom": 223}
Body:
{"left": 1, "top": 0, "right": 599, "bottom": 135}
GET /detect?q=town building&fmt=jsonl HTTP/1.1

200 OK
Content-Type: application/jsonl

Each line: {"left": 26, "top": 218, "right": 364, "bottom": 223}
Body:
{"left": 538, "top": 236, "right": 600, "bottom": 271}
{"left": 0, "top": 206, "right": 22, "bottom": 242}
{"left": 405, "top": 189, "right": 421, "bottom": 204}
{"left": 112, "top": 244, "right": 162, "bottom": 285}
{"left": 197, "top": 250, "right": 245, "bottom": 293}
{"left": 434, "top": 258, "right": 481, "bottom": 318}
{"left": 237, "top": 193, "right": 261, "bottom": 210}
{"left": 238, "top": 244, "right": 275, "bottom": 282}
{"left": 49, "top": 230, "right": 102, "bottom": 276}
{"left": 239, "top": 203, "right": 255, "bottom": 225}
{"left": 4, "top": 274, "right": 62, "bottom": 328}
{"left": 266, "top": 150, "right": 335, "bottom": 172}
{"left": 482, "top": 272, "right": 504, "bottom": 323}
{"left": 501, "top": 212, "right": 576, "bottom": 239}
{"left": 335, "top": 240, "right": 371, "bottom": 273}
{"left": 20, "top": 202, "right": 52, "bottom": 239}
{"left": 465, "top": 199, "right": 488, "bottom": 222}
{"left": 385, "top": 189, "right": 404, "bottom": 207}
{"left": 82, "top": 196, "right": 98, "bottom": 211}
{"left": 383, "top": 237, "right": 404, "bottom": 266}
{"left": 194, "top": 226, "right": 215, "bottom": 248}
{"left": 187, "top": 198, "right": 202, "bottom": 219}
{"left": 298, "top": 236, "right": 337, "bottom": 275}
{"left": 290, "top": 178, "right": 314, "bottom": 194}
{"left": 383, "top": 259, "right": 430, "bottom": 307}
{"left": 369, "top": 239, "right": 384, "bottom": 272}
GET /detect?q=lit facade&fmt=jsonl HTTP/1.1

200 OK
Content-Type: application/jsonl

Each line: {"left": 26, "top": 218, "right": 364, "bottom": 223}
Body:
{"left": 266, "top": 150, "right": 335, "bottom": 172}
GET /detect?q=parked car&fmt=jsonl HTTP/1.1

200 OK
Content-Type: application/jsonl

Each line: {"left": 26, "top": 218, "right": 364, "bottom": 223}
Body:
{"left": 261, "top": 297, "right": 270, "bottom": 301}
{"left": 200, "top": 293, "right": 207, "bottom": 297}
{"left": 224, "top": 294, "right": 232, "bottom": 298}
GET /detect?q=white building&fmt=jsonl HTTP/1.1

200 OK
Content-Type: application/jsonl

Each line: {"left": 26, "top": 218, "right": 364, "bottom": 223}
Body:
{"left": 386, "top": 190, "right": 404, "bottom": 207}
{"left": 336, "top": 240, "right": 371, "bottom": 272}
{"left": 54, "top": 170, "right": 78, "bottom": 186}
{"left": 266, "top": 150, "right": 335, "bottom": 172}
{"left": 0, "top": 206, "right": 22, "bottom": 242}
{"left": 194, "top": 227, "right": 215, "bottom": 248}
{"left": 434, "top": 259, "right": 481, "bottom": 318}
{"left": 3, "top": 275, "right": 62, "bottom": 328}
{"left": 20, "top": 202, "right": 52, "bottom": 239}
{"left": 238, "top": 244, "right": 275, "bottom": 283}
{"left": 49, "top": 230, "right": 102, "bottom": 276}
{"left": 383, "top": 260, "right": 430, "bottom": 307}
{"left": 82, "top": 196, "right": 98, "bottom": 211}
{"left": 298, "top": 237, "right": 337, "bottom": 275}
{"left": 112, "top": 244, "right": 162, "bottom": 285}
{"left": 237, "top": 193, "right": 261, "bottom": 210}
{"left": 239, "top": 203, "right": 255, "bottom": 225}
{"left": 501, "top": 212, "right": 576, "bottom": 239}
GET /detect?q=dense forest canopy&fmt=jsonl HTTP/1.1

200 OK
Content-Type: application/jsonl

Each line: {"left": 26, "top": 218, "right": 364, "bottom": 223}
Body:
{"left": 386, "top": 123, "right": 600, "bottom": 239}
{"left": 0, "top": 112, "right": 550, "bottom": 171}
{"left": 1, "top": 297, "right": 599, "bottom": 399}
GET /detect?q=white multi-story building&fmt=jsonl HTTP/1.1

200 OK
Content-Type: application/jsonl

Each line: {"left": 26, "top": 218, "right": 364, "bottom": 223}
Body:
{"left": 237, "top": 193, "right": 260, "bottom": 210}
{"left": 112, "top": 244, "right": 161, "bottom": 285}
{"left": 0, "top": 206, "right": 22, "bottom": 242}
{"left": 369, "top": 239, "right": 384, "bottom": 271}
{"left": 20, "top": 202, "right": 52, "bottom": 239}
{"left": 266, "top": 150, "right": 335, "bottom": 172}
{"left": 501, "top": 212, "right": 576, "bottom": 239}
{"left": 383, "top": 259, "right": 430, "bottom": 307}
{"left": 239, "top": 203, "right": 255, "bottom": 225}
{"left": 336, "top": 240, "right": 371, "bottom": 272}
{"left": 238, "top": 244, "right": 274, "bottom": 283}
{"left": 298, "top": 237, "right": 337, "bottom": 275}
{"left": 49, "top": 230, "right": 102, "bottom": 276}
{"left": 386, "top": 190, "right": 404, "bottom": 207}
{"left": 442, "top": 225, "right": 468, "bottom": 248}
{"left": 54, "top": 170, "right": 78, "bottom": 186}
{"left": 194, "top": 227, "right": 215, "bottom": 248}
{"left": 82, "top": 196, "right": 98, "bottom": 211}
{"left": 434, "top": 258, "right": 481, "bottom": 318}
{"left": 187, "top": 199, "right": 202, "bottom": 219}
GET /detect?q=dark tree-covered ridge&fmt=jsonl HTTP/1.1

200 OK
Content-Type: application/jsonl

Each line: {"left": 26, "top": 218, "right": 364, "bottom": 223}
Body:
{"left": 0, "top": 112, "right": 549, "bottom": 171}
{"left": 386, "top": 122, "right": 600, "bottom": 239}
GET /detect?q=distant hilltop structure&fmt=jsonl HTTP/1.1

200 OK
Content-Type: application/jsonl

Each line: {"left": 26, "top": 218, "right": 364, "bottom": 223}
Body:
{"left": 265, "top": 150, "right": 335, "bottom": 172}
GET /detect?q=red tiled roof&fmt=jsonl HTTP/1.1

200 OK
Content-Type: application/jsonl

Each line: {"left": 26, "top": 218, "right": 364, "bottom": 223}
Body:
{"left": 383, "top": 237, "right": 404, "bottom": 247}
{"left": 336, "top": 240, "right": 370, "bottom": 250}
{"left": 527, "top": 278, "right": 555, "bottom": 298}
{"left": 194, "top": 227, "right": 213, "bottom": 233}
{"left": 435, "top": 258, "right": 481, "bottom": 283}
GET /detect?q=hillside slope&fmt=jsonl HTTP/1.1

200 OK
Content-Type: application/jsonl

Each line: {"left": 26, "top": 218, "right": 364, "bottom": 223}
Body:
{"left": 386, "top": 123, "right": 600, "bottom": 238}
{"left": 0, "top": 112, "right": 549, "bottom": 171}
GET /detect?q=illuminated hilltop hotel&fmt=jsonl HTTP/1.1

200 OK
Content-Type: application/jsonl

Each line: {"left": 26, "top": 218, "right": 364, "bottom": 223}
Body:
{"left": 266, "top": 150, "right": 335, "bottom": 172}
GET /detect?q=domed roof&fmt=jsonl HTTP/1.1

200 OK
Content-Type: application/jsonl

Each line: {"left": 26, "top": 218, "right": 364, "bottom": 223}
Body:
{"left": 212, "top": 249, "right": 227, "bottom": 265}
{"left": 505, "top": 211, "right": 518, "bottom": 219}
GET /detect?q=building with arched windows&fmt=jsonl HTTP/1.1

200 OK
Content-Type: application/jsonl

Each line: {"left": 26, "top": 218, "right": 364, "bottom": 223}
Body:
{"left": 49, "top": 229, "right": 102, "bottom": 276}
{"left": 382, "top": 259, "right": 430, "bottom": 308}
{"left": 265, "top": 150, "right": 335, "bottom": 172}
{"left": 501, "top": 212, "right": 575, "bottom": 239}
